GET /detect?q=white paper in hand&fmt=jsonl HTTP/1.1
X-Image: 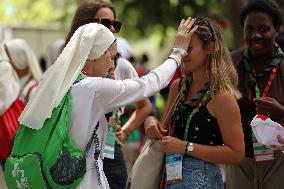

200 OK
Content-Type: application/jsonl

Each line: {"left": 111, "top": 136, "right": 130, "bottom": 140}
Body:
{"left": 251, "top": 114, "right": 284, "bottom": 146}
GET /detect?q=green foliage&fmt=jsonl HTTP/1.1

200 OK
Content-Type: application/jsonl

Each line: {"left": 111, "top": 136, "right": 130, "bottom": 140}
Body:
{"left": 0, "top": 0, "right": 247, "bottom": 47}
{"left": 111, "top": 0, "right": 225, "bottom": 46}
{"left": 0, "top": 0, "right": 78, "bottom": 27}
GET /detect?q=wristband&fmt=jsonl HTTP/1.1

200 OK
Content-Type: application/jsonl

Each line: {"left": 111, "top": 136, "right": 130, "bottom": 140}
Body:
{"left": 121, "top": 128, "right": 132, "bottom": 136}
{"left": 168, "top": 54, "right": 182, "bottom": 67}
{"left": 173, "top": 47, "right": 188, "bottom": 57}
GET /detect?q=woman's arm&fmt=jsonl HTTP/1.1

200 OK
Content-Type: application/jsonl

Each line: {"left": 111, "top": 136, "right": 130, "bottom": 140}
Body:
{"left": 144, "top": 78, "right": 181, "bottom": 139}
{"left": 117, "top": 98, "right": 152, "bottom": 142}
{"left": 188, "top": 92, "right": 244, "bottom": 164}
{"left": 97, "top": 58, "right": 179, "bottom": 113}
{"left": 114, "top": 57, "right": 153, "bottom": 142}
{"left": 96, "top": 17, "right": 197, "bottom": 115}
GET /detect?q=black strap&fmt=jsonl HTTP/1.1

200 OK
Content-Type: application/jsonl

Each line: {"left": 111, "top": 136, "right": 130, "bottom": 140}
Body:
{"left": 83, "top": 123, "right": 100, "bottom": 156}
{"left": 74, "top": 73, "right": 102, "bottom": 185}
{"left": 178, "top": 76, "right": 184, "bottom": 91}
{"left": 83, "top": 122, "right": 101, "bottom": 186}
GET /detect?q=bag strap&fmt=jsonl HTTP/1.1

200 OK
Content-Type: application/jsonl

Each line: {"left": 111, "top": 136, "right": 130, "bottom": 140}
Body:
{"left": 147, "top": 79, "right": 185, "bottom": 149}
{"left": 83, "top": 123, "right": 100, "bottom": 157}
{"left": 161, "top": 78, "right": 185, "bottom": 127}
{"left": 83, "top": 122, "right": 102, "bottom": 185}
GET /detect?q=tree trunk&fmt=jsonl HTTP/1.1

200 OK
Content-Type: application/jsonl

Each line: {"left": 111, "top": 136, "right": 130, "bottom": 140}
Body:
{"left": 225, "top": 0, "right": 248, "bottom": 49}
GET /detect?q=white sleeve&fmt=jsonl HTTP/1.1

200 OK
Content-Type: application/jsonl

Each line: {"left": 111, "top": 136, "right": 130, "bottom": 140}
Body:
{"left": 114, "top": 58, "right": 138, "bottom": 80}
{"left": 84, "top": 58, "right": 177, "bottom": 114}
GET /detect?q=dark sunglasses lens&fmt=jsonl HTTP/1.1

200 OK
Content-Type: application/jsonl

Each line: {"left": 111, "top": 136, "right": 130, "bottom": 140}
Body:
{"left": 113, "top": 21, "right": 122, "bottom": 32}
{"left": 100, "top": 19, "right": 112, "bottom": 29}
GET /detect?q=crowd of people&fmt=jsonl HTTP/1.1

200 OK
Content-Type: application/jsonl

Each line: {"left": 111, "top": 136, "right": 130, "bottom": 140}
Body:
{"left": 0, "top": 0, "right": 284, "bottom": 189}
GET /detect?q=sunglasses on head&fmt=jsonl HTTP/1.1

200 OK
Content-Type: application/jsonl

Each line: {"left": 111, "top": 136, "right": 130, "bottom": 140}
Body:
{"left": 94, "top": 18, "right": 122, "bottom": 33}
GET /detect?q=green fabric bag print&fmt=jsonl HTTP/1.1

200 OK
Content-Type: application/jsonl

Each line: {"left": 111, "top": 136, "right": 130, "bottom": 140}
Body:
{"left": 5, "top": 153, "right": 48, "bottom": 189}
{"left": 5, "top": 74, "right": 88, "bottom": 189}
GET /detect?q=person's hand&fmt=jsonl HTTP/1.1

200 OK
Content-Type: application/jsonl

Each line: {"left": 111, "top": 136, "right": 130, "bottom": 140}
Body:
{"left": 254, "top": 97, "right": 284, "bottom": 120}
{"left": 114, "top": 123, "right": 121, "bottom": 131}
{"left": 144, "top": 116, "right": 167, "bottom": 140}
{"left": 173, "top": 17, "right": 198, "bottom": 51}
{"left": 116, "top": 129, "right": 128, "bottom": 143}
{"left": 268, "top": 135, "right": 284, "bottom": 151}
{"left": 159, "top": 136, "right": 186, "bottom": 154}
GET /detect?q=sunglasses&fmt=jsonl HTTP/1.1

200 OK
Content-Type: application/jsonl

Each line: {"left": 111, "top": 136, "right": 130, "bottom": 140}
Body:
{"left": 94, "top": 18, "right": 122, "bottom": 33}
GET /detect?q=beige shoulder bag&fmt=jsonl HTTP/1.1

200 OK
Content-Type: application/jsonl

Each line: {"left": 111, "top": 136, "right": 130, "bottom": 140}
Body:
{"left": 127, "top": 80, "right": 185, "bottom": 189}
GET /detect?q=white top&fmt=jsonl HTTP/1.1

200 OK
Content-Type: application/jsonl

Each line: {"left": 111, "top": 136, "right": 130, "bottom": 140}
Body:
{"left": 114, "top": 58, "right": 138, "bottom": 115}
{"left": 0, "top": 61, "right": 19, "bottom": 116}
{"left": 115, "top": 58, "right": 138, "bottom": 80}
{"left": 71, "top": 58, "right": 176, "bottom": 189}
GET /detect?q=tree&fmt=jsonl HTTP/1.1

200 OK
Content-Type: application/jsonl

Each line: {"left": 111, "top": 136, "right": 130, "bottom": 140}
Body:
{"left": 112, "top": 0, "right": 226, "bottom": 46}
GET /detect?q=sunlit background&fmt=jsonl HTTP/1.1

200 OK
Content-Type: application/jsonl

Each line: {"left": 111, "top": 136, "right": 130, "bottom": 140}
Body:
{"left": 0, "top": 0, "right": 284, "bottom": 67}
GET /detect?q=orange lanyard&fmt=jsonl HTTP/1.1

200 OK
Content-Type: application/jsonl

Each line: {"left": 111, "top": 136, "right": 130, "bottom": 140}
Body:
{"left": 254, "top": 65, "right": 278, "bottom": 98}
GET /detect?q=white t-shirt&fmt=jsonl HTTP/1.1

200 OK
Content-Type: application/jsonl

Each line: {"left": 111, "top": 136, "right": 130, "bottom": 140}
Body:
{"left": 71, "top": 58, "right": 177, "bottom": 189}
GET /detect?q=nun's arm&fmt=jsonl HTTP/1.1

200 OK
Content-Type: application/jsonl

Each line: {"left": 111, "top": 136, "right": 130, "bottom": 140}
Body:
{"left": 96, "top": 58, "right": 178, "bottom": 113}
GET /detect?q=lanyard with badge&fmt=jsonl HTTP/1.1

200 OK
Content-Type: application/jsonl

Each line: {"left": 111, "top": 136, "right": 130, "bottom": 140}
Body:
{"left": 252, "top": 65, "right": 279, "bottom": 162}
{"left": 103, "top": 69, "right": 118, "bottom": 159}
{"left": 165, "top": 82, "right": 210, "bottom": 184}
{"left": 103, "top": 111, "right": 120, "bottom": 159}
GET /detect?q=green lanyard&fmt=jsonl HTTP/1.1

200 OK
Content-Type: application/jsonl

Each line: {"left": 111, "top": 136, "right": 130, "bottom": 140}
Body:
{"left": 183, "top": 89, "right": 211, "bottom": 141}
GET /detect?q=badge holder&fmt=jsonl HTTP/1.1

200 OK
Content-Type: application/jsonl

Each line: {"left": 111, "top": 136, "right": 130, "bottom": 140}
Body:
{"left": 103, "top": 115, "right": 118, "bottom": 159}
{"left": 252, "top": 133, "right": 274, "bottom": 162}
{"left": 166, "top": 153, "right": 183, "bottom": 184}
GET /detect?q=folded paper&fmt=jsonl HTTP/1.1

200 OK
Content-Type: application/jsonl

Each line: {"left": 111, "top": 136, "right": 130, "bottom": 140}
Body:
{"left": 251, "top": 114, "right": 284, "bottom": 146}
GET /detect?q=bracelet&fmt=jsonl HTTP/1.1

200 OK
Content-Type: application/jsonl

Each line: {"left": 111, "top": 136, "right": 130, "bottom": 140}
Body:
{"left": 168, "top": 54, "right": 182, "bottom": 67}
{"left": 184, "top": 141, "right": 190, "bottom": 155}
{"left": 173, "top": 47, "right": 188, "bottom": 57}
{"left": 121, "top": 128, "right": 132, "bottom": 137}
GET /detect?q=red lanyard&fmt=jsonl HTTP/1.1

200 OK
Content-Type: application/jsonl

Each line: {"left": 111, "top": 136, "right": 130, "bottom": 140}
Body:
{"left": 254, "top": 65, "right": 278, "bottom": 98}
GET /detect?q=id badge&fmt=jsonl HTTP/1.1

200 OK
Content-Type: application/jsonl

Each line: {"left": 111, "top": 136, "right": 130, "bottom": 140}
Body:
{"left": 252, "top": 134, "right": 274, "bottom": 162}
{"left": 166, "top": 153, "right": 183, "bottom": 184}
{"left": 103, "top": 125, "right": 116, "bottom": 159}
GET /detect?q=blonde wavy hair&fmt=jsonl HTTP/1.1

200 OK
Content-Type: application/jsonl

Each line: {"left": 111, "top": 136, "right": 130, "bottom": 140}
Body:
{"left": 193, "top": 17, "right": 241, "bottom": 99}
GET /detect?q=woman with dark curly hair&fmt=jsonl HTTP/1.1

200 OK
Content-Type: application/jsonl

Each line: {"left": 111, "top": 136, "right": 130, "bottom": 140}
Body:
{"left": 226, "top": 1, "right": 284, "bottom": 189}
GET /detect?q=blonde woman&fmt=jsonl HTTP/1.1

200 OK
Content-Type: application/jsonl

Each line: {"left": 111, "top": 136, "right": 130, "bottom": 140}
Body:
{"left": 144, "top": 17, "right": 244, "bottom": 188}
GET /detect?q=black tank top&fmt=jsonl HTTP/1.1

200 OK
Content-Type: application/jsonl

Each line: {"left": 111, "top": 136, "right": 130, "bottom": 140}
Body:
{"left": 173, "top": 102, "right": 223, "bottom": 145}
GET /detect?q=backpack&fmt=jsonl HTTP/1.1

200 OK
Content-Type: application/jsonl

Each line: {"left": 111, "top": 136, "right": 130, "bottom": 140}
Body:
{"left": 0, "top": 98, "right": 25, "bottom": 160}
{"left": 4, "top": 74, "right": 94, "bottom": 189}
